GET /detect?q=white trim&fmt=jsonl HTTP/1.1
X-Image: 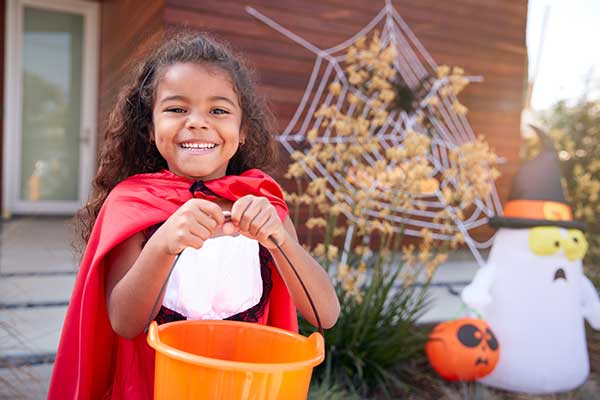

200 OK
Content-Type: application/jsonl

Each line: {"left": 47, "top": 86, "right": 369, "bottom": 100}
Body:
{"left": 2, "top": 0, "right": 18, "bottom": 218}
{"left": 2, "top": 0, "right": 99, "bottom": 216}
{"left": 77, "top": 0, "right": 99, "bottom": 210}
{"left": 9, "top": 200, "right": 84, "bottom": 214}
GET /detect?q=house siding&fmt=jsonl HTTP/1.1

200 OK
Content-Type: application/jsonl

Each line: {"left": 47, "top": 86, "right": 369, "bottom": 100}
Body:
{"left": 95, "top": 0, "right": 527, "bottom": 240}
{"left": 0, "top": 1, "right": 527, "bottom": 218}
{"left": 163, "top": 0, "right": 527, "bottom": 237}
{"left": 98, "top": 0, "right": 166, "bottom": 143}
{"left": 162, "top": 1, "right": 526, "bottom": 177}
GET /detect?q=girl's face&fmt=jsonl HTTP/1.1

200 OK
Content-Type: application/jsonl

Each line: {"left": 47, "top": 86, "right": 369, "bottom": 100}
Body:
{"left": 151, "top": 62, "right": 244, "bottom": 181}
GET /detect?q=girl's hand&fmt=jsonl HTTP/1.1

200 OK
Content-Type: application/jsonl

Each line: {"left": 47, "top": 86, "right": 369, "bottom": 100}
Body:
{"left": 154, "top": 199, "right": 225, "bottom": 255}
{"left": 230, "top": 195, "right": 287, "bottom": 250}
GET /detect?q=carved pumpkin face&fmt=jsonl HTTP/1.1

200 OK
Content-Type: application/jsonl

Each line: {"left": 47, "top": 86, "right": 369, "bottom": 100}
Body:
{"left": 425, "top": 318, "right": 499, "bottom": 381}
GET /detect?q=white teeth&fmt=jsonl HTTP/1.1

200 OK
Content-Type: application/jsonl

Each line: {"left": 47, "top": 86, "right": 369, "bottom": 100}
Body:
{"left": 180, "top": 143, "right": 217, "bottom": 149}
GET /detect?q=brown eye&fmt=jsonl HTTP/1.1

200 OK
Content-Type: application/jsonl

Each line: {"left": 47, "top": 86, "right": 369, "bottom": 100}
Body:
{"left": 210, "top": 108, "right": 229, "bottom": 115}
{"left": 166, "top": 107, "right": 186, "bottom": 113}
{"left": 554, "top": 241, "right": 560, "bottom": 247}
{"left": 573, "top": 237, "right": 579, "bottom": 243}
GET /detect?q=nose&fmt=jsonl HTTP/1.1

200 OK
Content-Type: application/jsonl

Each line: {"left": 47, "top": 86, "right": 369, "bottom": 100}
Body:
{"left": 185, "top": 110, "right": 209, "bottom": 130}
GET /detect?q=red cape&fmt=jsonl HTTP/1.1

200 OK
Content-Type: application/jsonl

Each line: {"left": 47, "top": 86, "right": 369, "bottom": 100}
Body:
{"left": 48, "top": 169, "right": 297, "bottom": 399}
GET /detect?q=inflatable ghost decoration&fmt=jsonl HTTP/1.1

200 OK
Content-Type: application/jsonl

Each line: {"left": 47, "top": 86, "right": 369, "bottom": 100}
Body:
{"left": 461, "top": 127, "right": 600, "bottom": 394}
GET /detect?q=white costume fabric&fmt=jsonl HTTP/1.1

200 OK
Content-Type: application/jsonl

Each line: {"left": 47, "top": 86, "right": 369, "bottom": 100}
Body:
{"left": 461, "top": 228, "right": 600, "bottom": 394}
{"left": 162, "top": 235, "right": 263, "bottom": 320}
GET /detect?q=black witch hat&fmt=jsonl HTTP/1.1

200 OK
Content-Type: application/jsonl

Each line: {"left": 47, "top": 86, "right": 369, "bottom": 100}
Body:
{"left": 488, "top": 126, "right": 585, "bottom": 230}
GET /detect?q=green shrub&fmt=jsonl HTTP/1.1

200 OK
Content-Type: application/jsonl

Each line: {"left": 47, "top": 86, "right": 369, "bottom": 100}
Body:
{"left": 300, "top": 255, "right": 432, "bottom": 398}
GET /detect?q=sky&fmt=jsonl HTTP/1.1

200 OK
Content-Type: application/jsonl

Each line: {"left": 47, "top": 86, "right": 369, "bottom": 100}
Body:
{"left": 527, "top": 0, "right": 600, "bottom": 110}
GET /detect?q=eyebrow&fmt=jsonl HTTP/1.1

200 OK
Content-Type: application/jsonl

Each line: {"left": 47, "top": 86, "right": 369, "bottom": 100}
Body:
{"left": 209, "top": 95, "right": 239, "bottom": 108}
{"left": 159, "top": 95, "right": 189, "bottom": 105}
{"left": 159, "top": 94, "right": 239, "bottom": 109}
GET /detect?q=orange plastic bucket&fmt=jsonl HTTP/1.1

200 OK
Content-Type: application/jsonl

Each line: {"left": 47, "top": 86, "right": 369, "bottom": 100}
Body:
{"left": 147, "top": 320, "right": 324, "bottom": 399}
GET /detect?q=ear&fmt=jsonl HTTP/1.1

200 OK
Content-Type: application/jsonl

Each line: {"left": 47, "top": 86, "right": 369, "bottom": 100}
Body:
{"left": 239, "top": 124, "right": 248, "bottom": 146}
{"left": 148, "top": 124, "right": 155, "bottom": 143}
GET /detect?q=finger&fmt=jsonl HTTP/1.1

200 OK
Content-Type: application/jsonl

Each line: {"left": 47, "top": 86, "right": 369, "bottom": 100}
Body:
{"left": 254, "top": 214, "right": 274, "bottom": 243}
{"left": 221, "top": 221, "right": 240, "bottom": 236}
{"left": 187, "top": 205, "right": 222, "bottom": 235}
{"left": 231, "top": 196, "right": 254, "bottom": 226}
{"left": 193, "top": 210, "right": 219, "bottom": 236}
{"left": 173, "top": 226, "right": 204, "bottom": 251}
{"left": 186, "top": 237, "right": 204, "bottom": 250}
{"left": 239, "top": 200, "right": 264, "bottom": 233}
{"left": 249, "top": 209, "right": 270, "bottom": 237}
{"left": 192, "top": 199, "right": 225, "bottom": 226}
{"left": 188, "top": 221, "right": 212, "bottom": 241}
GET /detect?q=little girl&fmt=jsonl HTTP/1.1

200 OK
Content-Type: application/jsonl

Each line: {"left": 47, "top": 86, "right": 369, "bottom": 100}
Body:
{"left": 48, "top": 32, "right": 340, "bottom": 400}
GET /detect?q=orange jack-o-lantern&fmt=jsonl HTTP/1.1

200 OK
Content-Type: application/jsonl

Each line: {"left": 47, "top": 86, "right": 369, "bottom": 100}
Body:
{"left": 426, "top": 318, "right": 499, "bottom": 381}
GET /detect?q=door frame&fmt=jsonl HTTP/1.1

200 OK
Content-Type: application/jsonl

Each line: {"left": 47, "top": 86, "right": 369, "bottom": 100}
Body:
{"left": 2, "top": 0, "right": 98, "bottom": 216}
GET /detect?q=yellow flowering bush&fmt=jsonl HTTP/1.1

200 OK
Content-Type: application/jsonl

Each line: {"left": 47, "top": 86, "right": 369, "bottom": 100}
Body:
{"left": 286, "top": 33, "right": 501, "bottom": 398}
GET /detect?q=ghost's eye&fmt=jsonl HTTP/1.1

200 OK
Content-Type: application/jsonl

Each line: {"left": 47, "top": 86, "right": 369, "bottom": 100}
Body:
{"left": 457, "top": 324, "right": 482, "bottom": 348}
{"left": 563, "top": 230, "right": 588, "bottom": 261}
{"left": 528, "top": 227, "right": 562, "bottom": 256}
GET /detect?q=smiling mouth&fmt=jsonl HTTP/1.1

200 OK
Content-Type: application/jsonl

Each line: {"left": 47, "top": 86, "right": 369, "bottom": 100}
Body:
{"left": 553, "top": 268, "right": 567, "bottom": 281}
{"left": 179, "top": 142, "right": 217, "bottom": 150}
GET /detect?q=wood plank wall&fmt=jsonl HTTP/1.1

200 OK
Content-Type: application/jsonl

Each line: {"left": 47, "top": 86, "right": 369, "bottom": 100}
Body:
{"left": 160, "top": 0, "right": 528, "bottom": 238}
{"left": 98, "top": 0, "right": 166, "bottom": 142}
{"left": 97, "top": 0, "right": 527, "bottom": 240}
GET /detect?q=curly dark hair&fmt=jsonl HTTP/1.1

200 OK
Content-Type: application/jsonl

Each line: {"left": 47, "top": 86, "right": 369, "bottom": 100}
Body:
{"left": 76, "top": 31, "right": 278, "bottom": 244}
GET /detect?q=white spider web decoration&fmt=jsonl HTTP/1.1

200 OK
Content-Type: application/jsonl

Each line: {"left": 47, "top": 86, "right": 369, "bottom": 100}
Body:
{"left": 247, "top": 0, "right": 503, "bottom": 266}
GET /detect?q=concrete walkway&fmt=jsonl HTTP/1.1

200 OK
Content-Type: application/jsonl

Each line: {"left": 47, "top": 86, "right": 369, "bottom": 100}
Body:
{"left": 0, "top": 217, "right": 77, "bottom": 399}
{"left": 0, "top": 217, "right": 479, "bottom": 399}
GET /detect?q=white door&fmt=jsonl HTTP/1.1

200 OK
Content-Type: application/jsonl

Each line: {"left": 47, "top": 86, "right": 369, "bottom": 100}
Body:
{"left": 3, "top": 0, "right": 98, "bottom": 215}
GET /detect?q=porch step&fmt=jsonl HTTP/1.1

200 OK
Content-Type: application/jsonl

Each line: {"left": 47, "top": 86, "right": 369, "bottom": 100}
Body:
{"left": 0, "top": 217, "right": 78, "bottom": 275}
{"left": 0, "top": 275, "right": 75, "bottom": 307}
{"left": 0, "top": 306, "right": 68, "bottom": 359}
{"left": 0, "top": 363, "right": 53, "bottom": 399}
